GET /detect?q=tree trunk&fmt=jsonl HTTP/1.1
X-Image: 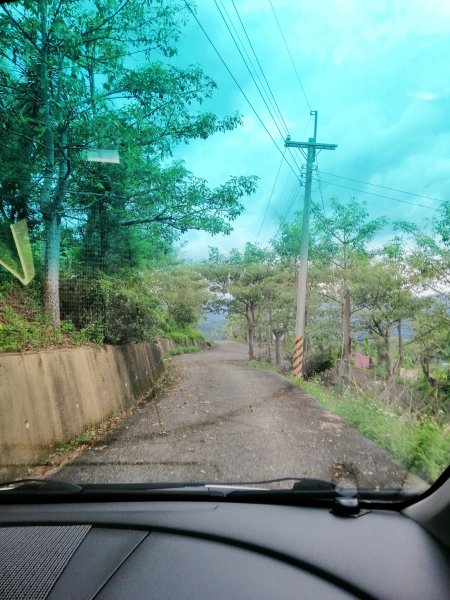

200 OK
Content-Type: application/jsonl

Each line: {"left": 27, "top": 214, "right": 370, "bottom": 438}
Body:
{"left": 340, "top": 289, "right": 352, "bottom": 379}
{"left": 267, "top": 305, "right": 273, "bottom": 363}
{"left": 394, "top": 319, "right": 403, "bottom": 375}
{"left": 376, "top": 338, "right": 384, "bottom": 367}
{"left": 267, "top": 330, "right": 272, "bottom": 363}
{"left": 342, "top": 289, "right": 351, "bottom": 359}
{"left": 248, "top": 326, "right": 255, "bottom": 360}
{"left": 44, "top": 213, "right": 61, "bottom": 326}
{"left": 38, "top": 2, "right": 59, "bottom": 325}
{"left": 274, "top": 331, "right": 284, "bottom": 365}
{"left": 45, "top": 123, "right": 69, "bottom": 327}
{"left": 384, "top": 331, "right": 392, "bottom": 377}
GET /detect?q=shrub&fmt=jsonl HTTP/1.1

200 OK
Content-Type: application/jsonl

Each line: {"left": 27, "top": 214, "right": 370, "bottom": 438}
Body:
{"left": 60, "top": 275, "right": 164, "bottom": 345}
{"left": 304, "top": 350, "right": 335, "bottom": 378}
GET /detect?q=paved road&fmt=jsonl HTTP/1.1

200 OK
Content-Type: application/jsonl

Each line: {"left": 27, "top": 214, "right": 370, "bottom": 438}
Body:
{"left": 58, "top": 341, "right": 422, "bottom": 490}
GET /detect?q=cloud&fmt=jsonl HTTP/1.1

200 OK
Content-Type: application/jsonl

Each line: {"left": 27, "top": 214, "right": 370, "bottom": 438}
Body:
{"left": 167, "top": 1, "right": 450, "bottom": 259}
{"left": 410, "top": 92, "right": 439, "bottom": 101}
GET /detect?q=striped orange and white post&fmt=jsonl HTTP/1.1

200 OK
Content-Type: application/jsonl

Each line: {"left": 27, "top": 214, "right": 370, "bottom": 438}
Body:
{"left": 292, "top": 335, "right": 304, "bottom": 378}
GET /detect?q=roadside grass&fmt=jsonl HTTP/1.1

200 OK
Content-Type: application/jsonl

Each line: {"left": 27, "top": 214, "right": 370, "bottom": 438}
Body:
{"left": 242, "top": 359, "right": 283, "bottom": 374}
{"left": 163, "top": 344, "right": 202, "bottom": 358}
{"left": 295, "top": 379, "right": 449, "bottom": 483}
{"left": 243, "top": 359, "right": 449, "bottom": 483}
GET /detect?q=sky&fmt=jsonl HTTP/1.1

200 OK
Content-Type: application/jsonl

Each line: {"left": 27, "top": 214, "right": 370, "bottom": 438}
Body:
{"left": 165, "top": 0, "right": 450, "bottom": 260}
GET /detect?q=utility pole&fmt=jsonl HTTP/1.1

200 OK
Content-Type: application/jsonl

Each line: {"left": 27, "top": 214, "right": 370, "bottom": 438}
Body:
{"left": 285, "top": 111, "right": 337, "bottom": 377}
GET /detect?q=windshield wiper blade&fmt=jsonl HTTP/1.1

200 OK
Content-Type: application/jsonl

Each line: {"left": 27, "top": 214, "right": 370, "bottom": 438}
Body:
{"left": 0, "top": 479, "right": 83, "bottom": 494}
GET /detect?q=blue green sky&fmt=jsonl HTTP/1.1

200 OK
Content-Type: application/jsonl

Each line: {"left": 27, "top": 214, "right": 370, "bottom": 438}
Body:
{"left": 169, "top": 0, "right": 450, "bottom": 258}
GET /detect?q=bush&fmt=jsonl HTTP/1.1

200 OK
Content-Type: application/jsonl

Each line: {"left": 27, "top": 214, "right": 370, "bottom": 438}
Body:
{"left": 60, "top": 275, "right": 164, "bottom": 345}
{"left": 162, "top": 321, "right": 205, "bottom": 347}
{"left": 0, "top": 305, "right": 48, "bottom": 351}
{"left": 304, "top": 350, "right": 335, "bottom": 378}
{"left": 1, "top": 273, "right": 204, "bottom": 351}
{"left": 0, "top": 304, "right": 104, "bottom": 352}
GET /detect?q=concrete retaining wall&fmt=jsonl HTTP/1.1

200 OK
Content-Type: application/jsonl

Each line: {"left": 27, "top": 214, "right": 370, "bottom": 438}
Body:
{"left": 0, "top": 342, "right": 164, "bottom": 468}
{"left": 157, "top": 338, "right": 176, "bottom": 352}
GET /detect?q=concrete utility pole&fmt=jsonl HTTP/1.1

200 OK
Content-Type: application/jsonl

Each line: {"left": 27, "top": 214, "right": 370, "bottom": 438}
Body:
{"left": 285, "top": 111, "right": 337, "bottom": 377}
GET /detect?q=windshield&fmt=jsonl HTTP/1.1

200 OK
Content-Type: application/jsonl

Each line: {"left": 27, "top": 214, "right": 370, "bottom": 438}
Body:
{"left": 0, "top": 0, "right": 448, "bottom": 497}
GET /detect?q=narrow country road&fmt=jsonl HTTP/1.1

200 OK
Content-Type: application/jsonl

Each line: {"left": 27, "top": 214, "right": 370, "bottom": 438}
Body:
{"left": 58, "top": 341, "right": 421, "bottom": 490}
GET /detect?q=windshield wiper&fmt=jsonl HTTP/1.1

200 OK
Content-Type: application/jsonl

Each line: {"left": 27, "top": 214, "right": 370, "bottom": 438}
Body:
{"left": 0, "top": 479, "right": 83, "bottom": 495}
{"left": 0, "top": 477, "right": 410, "bottom": 508}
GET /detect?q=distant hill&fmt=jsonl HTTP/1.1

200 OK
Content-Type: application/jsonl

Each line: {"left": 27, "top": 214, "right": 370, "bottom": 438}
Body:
{"left": 198, "top": 310, "right": 228, "bottom": 340}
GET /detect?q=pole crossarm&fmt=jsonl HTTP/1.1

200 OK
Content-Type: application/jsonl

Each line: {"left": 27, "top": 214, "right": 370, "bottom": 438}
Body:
{"left": 284, "top": 139, "right": 337, "bottom": 151}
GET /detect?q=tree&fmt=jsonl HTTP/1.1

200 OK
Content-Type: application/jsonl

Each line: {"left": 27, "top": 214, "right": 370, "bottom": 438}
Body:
{"left": 354, "top": 247, "right": 417, "bottom": 377}
{"left": 0, "top": 1, "right": 257, "bottom": 325}
{"left": 393, "top": 202, "right": 450, "bottom": 391}
{"left": 264, "top": 264, "right": 296, "bottom": 365}
{"left": 147, "top": 265, "right": 209, "bottom": 331}
{"left": 204, "top": 243, "right": 274, "bottom": 360}
{"left": 397, "top": 200, "right": 449, "bottom": 296}
{"left": 411, "top": 298, "right": 449, "bottom": 395}
{"left": 310, "top": 199, "right": 386, "bottom": 369}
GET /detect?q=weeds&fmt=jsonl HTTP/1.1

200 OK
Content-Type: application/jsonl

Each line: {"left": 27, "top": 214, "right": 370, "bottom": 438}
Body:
{"left": 243, "top": 359, "right": 449, "bottom": 483}
{"left": 163, "top": 344, "right": 201, "bottom": 358}
{"left": 243, "top": 359, "right": 282, "bottom": 374}
{"left": 73, "top": 432, "right": 93, "bottom": 446}
{"left": 294, "top": 378, "right": 450, "bottom": 483}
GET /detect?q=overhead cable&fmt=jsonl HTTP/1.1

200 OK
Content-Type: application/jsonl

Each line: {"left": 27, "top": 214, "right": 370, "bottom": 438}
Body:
{"left": 184, "top": 2, "right": 302, "bottom": 183}
{"left": 268, "top": 0, "right": 312, "bottom": 111}
{"left": 317, "top": 171, "right": 446, "bottom": 204}
{"left": 230, "top": 0, "right": 290, "bottom": 136}
{"left": 213, "top": 0, "right": 286, "bottom": 142}
{"left": 314, "top": 177, "right": 439, "bottom": 211}
{"left": 256, "top": 150, "right": 285, "bottom": 241}
{"left": 214, "top": 0, "right": 302, "bottom": 174}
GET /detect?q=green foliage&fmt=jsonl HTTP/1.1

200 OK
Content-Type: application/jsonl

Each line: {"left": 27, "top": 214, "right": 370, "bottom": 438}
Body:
{"left": 163, "top": 324, "right": 204, "bottom": 346}
{"left": 60, "top": 275, "right": 164, "bottom": 345}
{"left": 164, "top": 344, "right": 201, "bottom": 357}
{"left": 73, "top": 432, "right": 94, "bottom": 447}
{"left": 203, "top": 243, "right": 286, "bottom": 359}
{"left": 296, "top": 379, "right": 450, "bottom": 483}
{"left": 0, "top": 303, "right": 104, "bottom": 352}
{"left": 242, "top": 359, "right": 282, "bottom": 374}
{"left": 56, "top": 442, "right": 70, "bottom": 454}
{"left": 0, "top": 0, "right": 257, "bottom": 328}
{"left": 303, "top": 350, "right": 335, "bottom": 377}
{"left": 1, "top": 259, "right": 210, "bottom": 351}
{"left": 0, "top": 305, "right": 50, "bottom": 352}
{"left": 147, "top": 265, "right": 209, "bottom": 330}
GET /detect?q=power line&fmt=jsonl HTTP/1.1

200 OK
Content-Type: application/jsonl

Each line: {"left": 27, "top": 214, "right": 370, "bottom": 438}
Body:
{"left": 230, "top": 0, "right": 290, "bottom": 136}
{"left": 314, "top": 176, "right": 440, "bottom": 211}
{"left": 315, "top": 162, "right": 326, "bottom": 215}
{"left": 216, "top": 0, "right": 303, "bottom": 175}
{"left": 317, "top": 171, "right": 446, "bottom": 204}
{"left": 213, "top": 0, "right": 286, "bottom": 141}
{"left": 216, "top": 1, "right": 274, "bottom": 112}
{"left": 184, "top": 2, "right": 302, "bottom": 183}
{"left": 213, "top": 0, "right": 303, "bottom": 175}
{"left": 282, "top": 181, "right": 302, "bottom": 223}
{"left": 268, "top": 0, "right": 311, "bottom": 111}
{"left": 269, "top": 179, "right": 302, "bottom": 243}
{"left": 256, "top": 150, "right": 285, "bottom": 241}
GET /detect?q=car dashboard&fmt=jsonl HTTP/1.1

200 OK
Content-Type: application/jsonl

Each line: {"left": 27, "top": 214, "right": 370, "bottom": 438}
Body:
{"left": 1, "top": 498, "right": 449, "bottom": 599}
